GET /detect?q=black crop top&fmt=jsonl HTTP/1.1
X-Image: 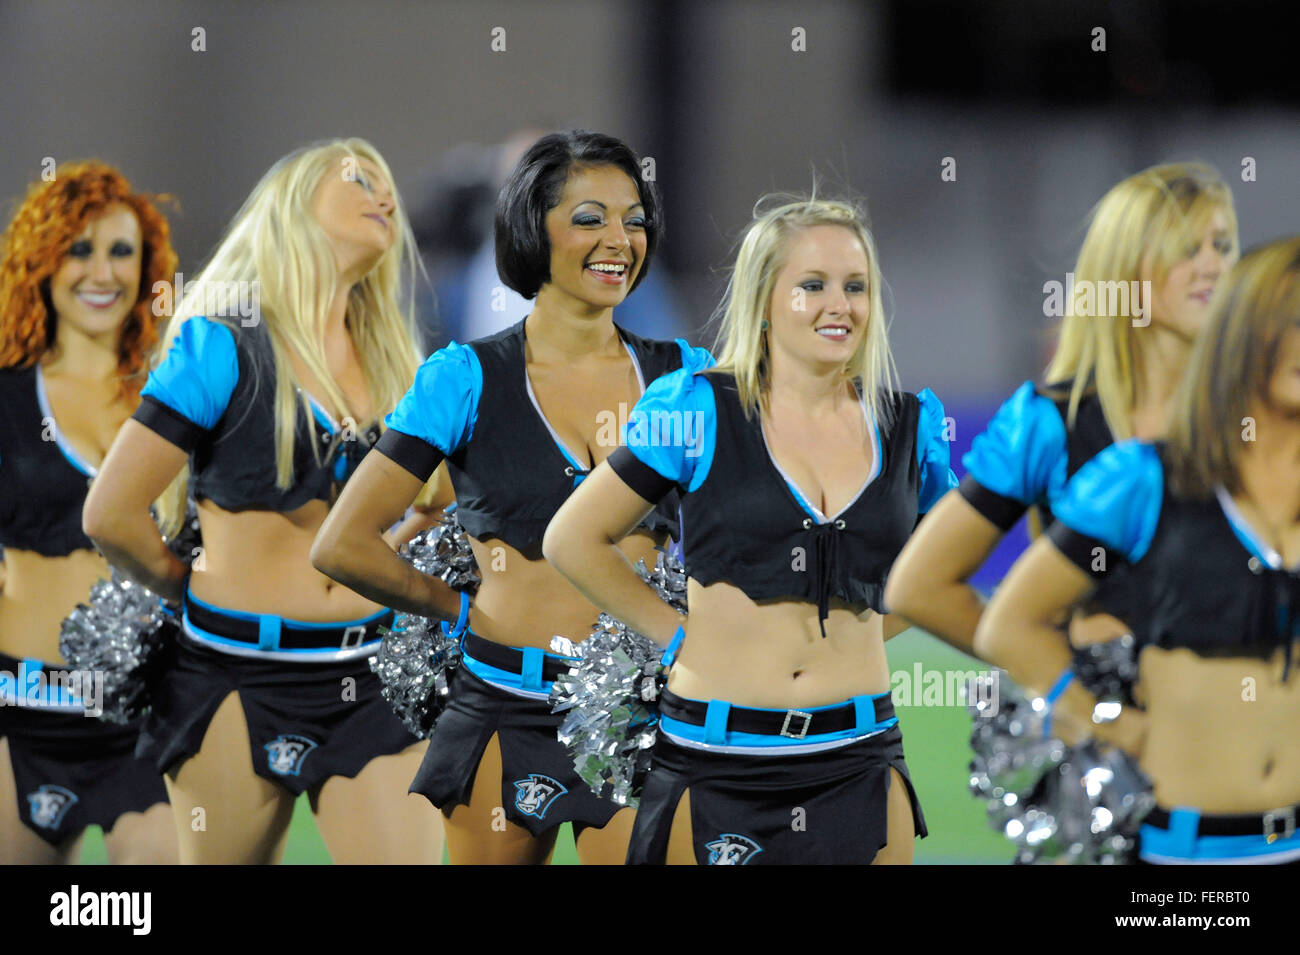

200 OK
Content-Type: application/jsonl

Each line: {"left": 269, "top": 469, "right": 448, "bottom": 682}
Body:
{"left": 606, "top": 369, "right": 957, "bottom": 634}
{"left": 0, "top": 364, "right": 98, "bottom": 556}
{"left": 132, "top": 316, "right": 378, "bottom": 512}
{"left": 374, "top": 318, "right": 715, "bottom": 556}
{"left": 1049, "top": 440, "right": 1300, "bottom": 677}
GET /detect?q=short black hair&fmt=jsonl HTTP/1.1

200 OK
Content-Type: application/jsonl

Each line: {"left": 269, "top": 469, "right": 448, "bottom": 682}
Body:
{"left": 495, "top": 130, "right": 661, "bottom": 300}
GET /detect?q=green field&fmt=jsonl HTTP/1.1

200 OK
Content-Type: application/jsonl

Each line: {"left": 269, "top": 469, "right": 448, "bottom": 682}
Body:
{"left": 78, "top": 630, "right": 1009, "bottom": 864}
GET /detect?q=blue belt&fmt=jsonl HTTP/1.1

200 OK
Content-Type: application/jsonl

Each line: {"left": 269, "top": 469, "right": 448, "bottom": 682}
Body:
{"left": 658, "top": 687, "right": 898, "bottom": 750}
{"left": 1140, "top": 805, "right": 1300, "bottom": 863}
{"left": 182, "top": 587, "right": 392, "bottom": 660}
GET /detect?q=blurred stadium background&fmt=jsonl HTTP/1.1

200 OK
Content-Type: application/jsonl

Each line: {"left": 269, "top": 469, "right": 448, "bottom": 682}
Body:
{"left": 4, "top": 0, "right": 1295, "bottom": 863}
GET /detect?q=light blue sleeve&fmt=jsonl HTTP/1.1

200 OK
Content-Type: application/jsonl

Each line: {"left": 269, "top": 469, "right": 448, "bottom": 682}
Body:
{"left": 139, "top": 317, "right": 240, "bottom": 429}
{"left": 675, "top": 339, "right": 716, "bottom": 375}
{"left": 621, "top": 368, "right": 717, "bottom": 493}
{"left": 961, "top": 380, "right": 1068, "bottom": 507}
{"left": 915, "top": 388, "right": 959, "bottom": 513}
{"left": 1050, "top": 440, "right": 1164, "bottom": 562}
{"left": 383, "top": 341, "right": 482, "bottom": 456}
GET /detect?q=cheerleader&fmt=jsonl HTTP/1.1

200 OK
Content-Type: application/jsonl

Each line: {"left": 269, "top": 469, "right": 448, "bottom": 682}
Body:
{"left": 313, "top": 130, "right": 713, "bottom": 864}
{"left": 885, "top": 163, "right": 1238, "bottom": 658}
{"left": 978, "top": 236, "right": 1300, "bottom": 864}
{"left": 543, "top": 195, "right": 956, "bottom": 864}
{"left": 82, "top": 139, "right": 444, "bottom": 864}
{"left": 0, "top": 163, "right": 177, "bottom": 863}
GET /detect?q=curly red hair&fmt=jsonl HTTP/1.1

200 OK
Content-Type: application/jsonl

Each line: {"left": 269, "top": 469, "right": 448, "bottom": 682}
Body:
{"left": 0, "top": 162, "right": 178, "bottom": 396}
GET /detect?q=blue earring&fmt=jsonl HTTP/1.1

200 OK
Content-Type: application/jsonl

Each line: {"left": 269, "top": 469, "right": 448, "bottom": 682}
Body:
{"left": 760, "top": 320, "right": 769, "bottom": 330}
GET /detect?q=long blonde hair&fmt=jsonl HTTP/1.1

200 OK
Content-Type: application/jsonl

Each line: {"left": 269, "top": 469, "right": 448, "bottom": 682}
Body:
{"left": 711, "top": 194, "right": 899, "bottom": 428}
{"left": 1045, "top": 162, "right": 1237, "bottom": 440}
{"left": 1166, "top": 236, "right": 1300, "bottom": 498}
{"left": 154, "top": 138, "right": 422, "bottom": 533}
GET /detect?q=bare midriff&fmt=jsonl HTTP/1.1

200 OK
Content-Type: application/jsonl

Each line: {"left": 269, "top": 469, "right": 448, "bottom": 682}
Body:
{"left": 187, "top": 498, "right": 385, "bottom": 622}
{"left": 1138, "top": 645, "right": 1300, "bottom": 813}
{"left": 466, "top": 529, "right": 665, "bottom": 651}
{"left": 0, "top": 547, "right": 111, "bottom": 663}
{"left": 665, "top": 578, "right": 890, "bottom": 709}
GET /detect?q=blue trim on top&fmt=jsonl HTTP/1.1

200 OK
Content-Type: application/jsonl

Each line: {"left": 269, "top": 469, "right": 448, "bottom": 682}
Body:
{"left": 384, "top": 341, "right": 482, "bottom": 457}
{"left": 139, "top": 316, "right": 241, "bottom": 433}
{"left": 1215, "top": 487, "right": 1299, "bottom": 572}
{"left": 1051, "top": 440, "right": 1164, "bottom": 563}
{"left": 34, "top": 365, "right": 97, "bottom": 478}
{"left": 303, "top": 391, "right": 338, "bottom": 434}
{"left": 960, "top": 380, "right": 1067, "bottom": 510}
{"left": 761, "top": 385, "right": 881, "bottom": 525}
{"left": 523, "top": 363, "right": 592, "bottom": 475}
{"left": 674, "top": 339, "right": 716, "bottom": 376}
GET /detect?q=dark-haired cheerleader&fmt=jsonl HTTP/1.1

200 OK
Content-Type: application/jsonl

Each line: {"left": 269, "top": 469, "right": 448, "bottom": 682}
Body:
{"left": 313, "top": 130, "right": 713, "bottom": 864}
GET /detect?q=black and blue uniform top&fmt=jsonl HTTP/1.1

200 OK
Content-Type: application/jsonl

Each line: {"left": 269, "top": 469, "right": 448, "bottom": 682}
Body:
{"left": 132, "top": 316, "right": 378, "bottom": 511}
{"left": 373, "top": 318, "right": 715, "bottom": 556}
{"left": 956, "top": 378, "right": 1147, "bottom": 623}
{"left": 1048, "top": 440, "right": 1300, "bottom": 678}
{"left": 0, "top": 364, "right": 99, "bottom": 556}
{"left": 605, "top": 368, "right": 957, "bottom": 636}
{"left": 958, "top": 379, "right": 1112, "bottom": 530}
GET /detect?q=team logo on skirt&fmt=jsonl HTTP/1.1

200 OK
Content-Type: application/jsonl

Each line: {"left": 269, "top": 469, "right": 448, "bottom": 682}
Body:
{"left": 265, "top": 734, "right": 319, "bottom": 776}
{"left": 705, "top": 833, "right": 763, "bottom": 865}
{"left": 27, "top": 784, "right": 78, "bottom": 830}
{"left": 513, "top": 774, "right": 568, "bottom": 819}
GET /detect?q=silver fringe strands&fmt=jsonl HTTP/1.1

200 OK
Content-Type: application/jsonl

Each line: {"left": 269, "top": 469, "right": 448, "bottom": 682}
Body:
{"left": 370, "top": 509, "right": 481, "bottom": 738}
{"left": 549, "top": 549, "right": 688, "bottom": 808}
{"left": 968, "top": 635, "right": 1154, "bottom": 863}
{"left": 58, "top": 502, "right": 203, "bottom": 723}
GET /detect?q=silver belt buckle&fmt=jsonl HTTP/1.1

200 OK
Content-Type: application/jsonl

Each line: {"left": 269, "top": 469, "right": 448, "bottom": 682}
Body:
{"left": 340, "top": 625, "right": 367, "bottom": 650}
{"left": 1264, "top": 806, "right": 1297, "bottom": 844}
{"left": 779, "top": 709, "right": 812, "bottom": 739}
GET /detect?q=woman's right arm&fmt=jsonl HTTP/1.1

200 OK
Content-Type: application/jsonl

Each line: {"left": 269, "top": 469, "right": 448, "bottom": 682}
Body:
{"left": 543, "top": 367, "right": 711, "bottom": 647}
{"left": 311, "top": 344, "right": 478, "bottom": 620}
{"left": 976, "top": 441, "right": 1163, "bottom": 755}
{"left": 83, "top": 317, "right": 239, "bottom": 604}
{"left": 312, "top": 451, "right": 463, "bottom": 618}
{"left": 83, "top": 421, "right": 191, "bottom": 603}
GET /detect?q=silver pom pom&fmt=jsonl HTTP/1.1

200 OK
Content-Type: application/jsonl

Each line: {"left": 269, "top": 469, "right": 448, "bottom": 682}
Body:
{"left": 371, "top": 613, "right": 463, "bottom": 739}
{"left": 402, "top": 508, "right": 481, "bottom": 593}
{"left": 967, "top": 650, "right": 1154, "bottom": 864}
{"left": 369, "top": 508, "right": 480, "bottom": 737}
{"left": 548, "top": 548, "right": 687, "bottom": 807}
{"left": 58, "top": 568, "right": 175, "bottom": 723}
{"left": 58, "top": 502, "right": 200, "bottom": 723}
{"left": 968, "top": 672, "right": 1067, "bottom": 801}
{"left": 550, "top": 614, "right": 664, "bottom": 807}
{"left": 632, "top": 548, "right": 688, "bottom": 614}
{"left": 1072, "top": 632, "right": 1139, "bottom": 707}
